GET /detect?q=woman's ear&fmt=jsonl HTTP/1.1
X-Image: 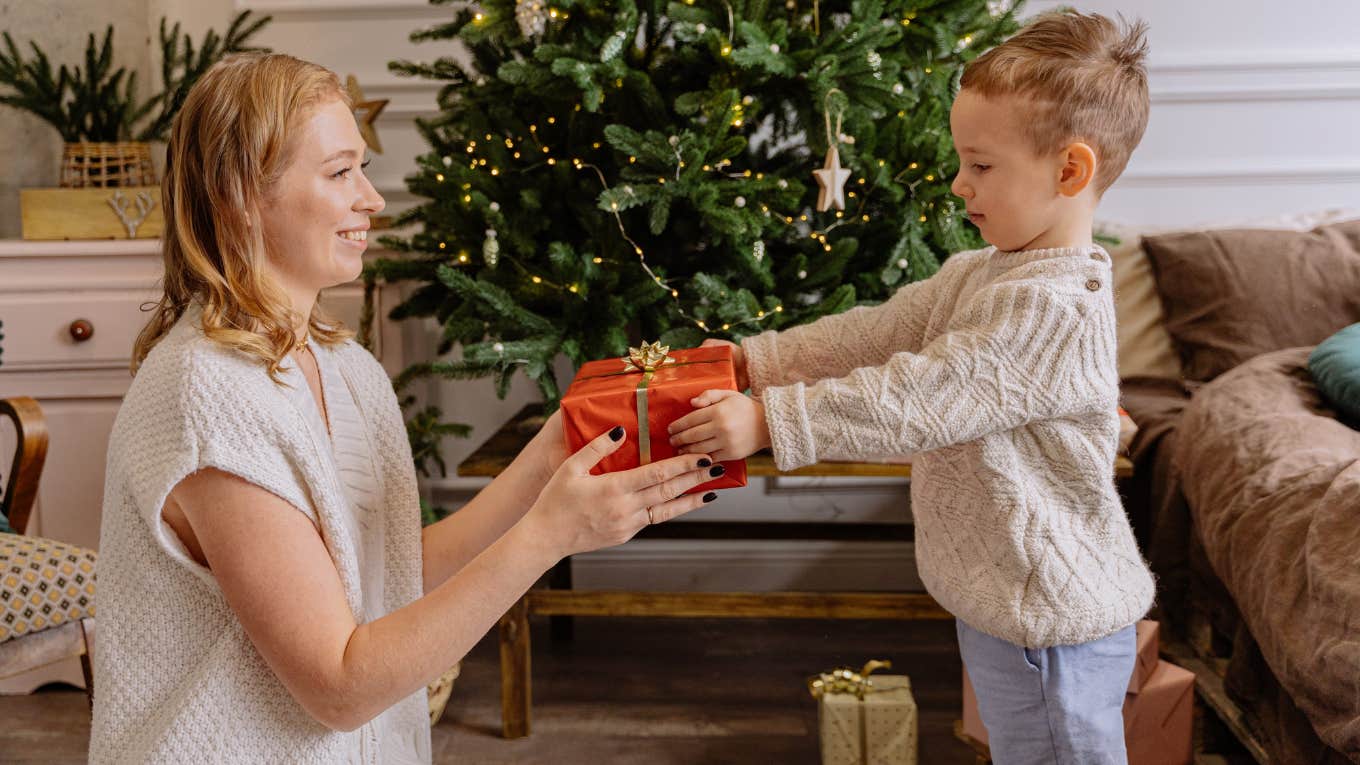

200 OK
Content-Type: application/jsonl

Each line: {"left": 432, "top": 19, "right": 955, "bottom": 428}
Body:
{"left": 1058, "top": 142, "right": 1098, "bottom": 197}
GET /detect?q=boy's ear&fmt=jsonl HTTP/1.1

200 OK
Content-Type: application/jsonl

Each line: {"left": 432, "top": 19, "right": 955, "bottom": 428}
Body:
{"left": 1058, "top": 142, "right": 1097, "bottom": 197}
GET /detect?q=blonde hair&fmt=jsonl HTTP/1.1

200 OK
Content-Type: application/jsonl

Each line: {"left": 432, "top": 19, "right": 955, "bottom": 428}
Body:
{"left": 960, "top": 10, "right": 1150, "bottom": 193}
{"left": 132, "top": 52, "right": 355, "bottom": 381}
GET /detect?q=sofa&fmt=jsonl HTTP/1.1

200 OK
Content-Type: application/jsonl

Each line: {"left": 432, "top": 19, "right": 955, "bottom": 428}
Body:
{"left": 1106, "top": 211, "right": 1360, "bottom": 764}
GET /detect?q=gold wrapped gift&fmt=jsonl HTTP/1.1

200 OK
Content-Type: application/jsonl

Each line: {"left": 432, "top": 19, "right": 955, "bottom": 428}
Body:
{"left": 810, "top": 660, "right": 918, "bottom": 765}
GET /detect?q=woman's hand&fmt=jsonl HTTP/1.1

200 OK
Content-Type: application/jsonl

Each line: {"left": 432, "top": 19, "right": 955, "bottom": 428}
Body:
{"left": 523, "top": 408, "right": 571, "bottom": 485}
{"left": 523, "top": 425, "right": 722, "bottom": 561}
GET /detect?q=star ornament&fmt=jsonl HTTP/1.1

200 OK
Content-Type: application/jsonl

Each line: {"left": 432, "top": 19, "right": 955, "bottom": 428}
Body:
{"left": 346, "top": 75, "right": 389, "bottom": 154}
{"left": 812, "top": 145, "right": 852, "bottom": 212}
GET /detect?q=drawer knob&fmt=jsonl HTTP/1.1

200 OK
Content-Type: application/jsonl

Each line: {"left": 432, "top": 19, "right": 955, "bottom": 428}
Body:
{"left": 69, "top": 319, "right": 94, "bottom": 342}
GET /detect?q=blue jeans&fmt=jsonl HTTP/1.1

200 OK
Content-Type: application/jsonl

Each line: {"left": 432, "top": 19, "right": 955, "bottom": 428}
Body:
{"left": 958, "top": 619, "right": 1136, "bottom": 765}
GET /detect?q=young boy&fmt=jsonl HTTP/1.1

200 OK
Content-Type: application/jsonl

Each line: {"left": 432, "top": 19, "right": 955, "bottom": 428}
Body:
{"left": 668, "top": 10, "right": 1155, "bottom": 764}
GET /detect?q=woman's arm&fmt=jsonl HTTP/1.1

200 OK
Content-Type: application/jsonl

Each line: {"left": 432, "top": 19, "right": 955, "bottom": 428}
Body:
{"left": 169, "top": 427, "right": 717, "bottom": 732}
{"left": 418, "top": 410, "right": 567, "bottom": 593}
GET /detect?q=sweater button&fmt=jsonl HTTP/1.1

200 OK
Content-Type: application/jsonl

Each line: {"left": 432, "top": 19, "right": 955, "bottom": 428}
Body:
{"left": 1085, "top": 278, "right": 1102, "bottom": 291}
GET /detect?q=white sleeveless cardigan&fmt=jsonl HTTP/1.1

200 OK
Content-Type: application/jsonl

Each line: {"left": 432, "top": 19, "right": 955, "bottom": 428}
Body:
{"left": 90, "top": 305, "right": 431, "bottom": 764}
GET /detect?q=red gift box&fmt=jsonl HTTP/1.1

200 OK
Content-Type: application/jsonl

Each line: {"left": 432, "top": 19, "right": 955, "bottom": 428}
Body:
{"left": 561, "top": 342, "right": 747, "bottom": 494}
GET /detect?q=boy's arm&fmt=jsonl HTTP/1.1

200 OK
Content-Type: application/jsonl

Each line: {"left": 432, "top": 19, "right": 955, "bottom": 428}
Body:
{"left": 760, "top": 278, "right": 1114, "bottom": 470}
{"left": 741, "top": 251, "right": 979, "bottom": 396}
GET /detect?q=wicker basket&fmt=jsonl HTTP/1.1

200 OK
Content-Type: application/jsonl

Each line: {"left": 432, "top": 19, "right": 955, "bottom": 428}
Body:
{"left": 60, "top": 142, "right": 156, "bottom": 188}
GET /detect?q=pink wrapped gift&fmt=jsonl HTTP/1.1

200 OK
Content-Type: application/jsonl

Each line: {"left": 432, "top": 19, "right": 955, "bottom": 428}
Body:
{"left": 1123, "top": 659, "right": 1194, "bottom": 765}
{"left": 1128, "top": 620, "right": 1160, "bottom": 694}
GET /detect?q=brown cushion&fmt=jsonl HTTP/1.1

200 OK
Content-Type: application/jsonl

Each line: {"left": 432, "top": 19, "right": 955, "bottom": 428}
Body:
{"left": 1142, "top": 220, "right": 1360, "bottom": 382}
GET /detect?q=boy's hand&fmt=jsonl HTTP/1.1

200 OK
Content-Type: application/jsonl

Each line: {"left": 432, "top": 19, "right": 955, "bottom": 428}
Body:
{"left": 668, "top": 389, "right": 771, "bottom": 462}
{"left": 700, "top": 338, "right": 749, "bottom": 392}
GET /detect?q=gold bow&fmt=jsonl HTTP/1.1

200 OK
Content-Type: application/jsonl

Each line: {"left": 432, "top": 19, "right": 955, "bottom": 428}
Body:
{"left": 808, "top": 659, "right": 893, "bottom": 700}
{"left": 623, "top": 340, "right": 676, "bottom": 373}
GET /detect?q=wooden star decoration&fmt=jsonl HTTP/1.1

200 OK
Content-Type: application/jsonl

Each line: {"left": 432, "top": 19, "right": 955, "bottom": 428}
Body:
{"left": 346, "top": 74, "right": 389, "bottom": 154}
{"left": 812, "top": 145, "right": 851, "bottom": 212}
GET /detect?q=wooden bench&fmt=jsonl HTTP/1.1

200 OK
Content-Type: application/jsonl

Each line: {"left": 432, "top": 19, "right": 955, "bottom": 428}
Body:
{"left": 458, "top": 405, "right": 1134, "bottom": 738}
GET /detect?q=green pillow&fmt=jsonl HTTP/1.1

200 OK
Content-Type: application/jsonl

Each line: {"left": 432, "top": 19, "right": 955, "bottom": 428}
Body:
{"left": 1309, "top": 323, "right": 1360, "bottom": 424}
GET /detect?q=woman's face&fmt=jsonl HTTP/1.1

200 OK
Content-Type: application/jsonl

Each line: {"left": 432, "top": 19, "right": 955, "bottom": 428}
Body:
{"left": 258, "top": 97, "right": 385, "bottom": 301}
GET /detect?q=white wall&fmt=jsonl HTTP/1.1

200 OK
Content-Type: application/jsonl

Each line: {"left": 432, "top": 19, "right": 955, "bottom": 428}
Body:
{"left": 7, "top": 0, "right": 1358, "bottom": 589}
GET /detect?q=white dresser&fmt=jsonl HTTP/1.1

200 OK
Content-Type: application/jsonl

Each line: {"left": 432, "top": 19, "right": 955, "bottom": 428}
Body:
{"left": 0, "top": 238, "right": 406, "bottom": 551}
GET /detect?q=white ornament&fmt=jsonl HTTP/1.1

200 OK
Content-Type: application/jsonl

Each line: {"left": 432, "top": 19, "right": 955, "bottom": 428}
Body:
{"left": 489, "top": 201, "right": 501, "bottom": 212}
{"left": 483, "top": 228, "right": 500, "bottom": 267}
{"left": 696, "top": 23, "right": 707, "bottom": 33}
{"left": 812, "top": 146, "right": 851, "bottom": 212}
{"left": 669, "top": 135, "right": 680, "bottom": 146}
{"left": 442, "top": 155, "right": 453, "bottom": 167}
{"left": 769, "top": 43, "right": 780, "bottom": 54}
{"left": 493, "top": 342, "right": 505, "bottom": 353}
{"left": 734, "top": 196, "right": 746, "bottom": 208}
{"left": 798, "top": 269, "right": 808, "bottom": 279}
{"left": 892, "top": 83, "right": 904, "bottom": 95}
{"left": 777, "top": 179, "right": 788, "bottom": 189}
{"left": 897, "top": 258, "right": 908, "bottom": 269}
{"left": 515, "top": 0, "right": 548, "bottom": 39}
{"left": 753, "top": 240, "right": 765, "bottom": 261}
{"left": 742, "top": 95, "right": 754, "bottom": 105}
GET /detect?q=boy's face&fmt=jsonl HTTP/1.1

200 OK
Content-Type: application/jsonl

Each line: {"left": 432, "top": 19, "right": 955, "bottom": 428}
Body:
{"left": 949, "top": 89, "right": 1073, "bottom": 252}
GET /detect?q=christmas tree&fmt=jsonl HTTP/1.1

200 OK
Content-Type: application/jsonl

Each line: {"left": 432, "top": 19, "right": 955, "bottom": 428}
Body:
{"left": 370, "top": 0, "right": 1020, "bottom": 419}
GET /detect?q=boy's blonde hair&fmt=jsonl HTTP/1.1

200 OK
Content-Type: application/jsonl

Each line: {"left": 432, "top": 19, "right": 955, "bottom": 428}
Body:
{"left": 961, "top": 10, "right": 1149, "bottom": 193}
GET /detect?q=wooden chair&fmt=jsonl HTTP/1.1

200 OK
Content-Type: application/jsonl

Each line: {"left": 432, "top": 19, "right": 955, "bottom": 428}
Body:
{"left": 0, "top": 396, "right": 95, "bottom": 707}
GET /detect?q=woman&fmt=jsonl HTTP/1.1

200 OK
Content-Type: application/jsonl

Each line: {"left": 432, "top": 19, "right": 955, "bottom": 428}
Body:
{"left": 90, "top": 53, "right": 722, "bottom": 764}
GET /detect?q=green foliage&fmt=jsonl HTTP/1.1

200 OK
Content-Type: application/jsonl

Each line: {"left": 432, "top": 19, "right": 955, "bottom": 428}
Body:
{"left": 0, "top": 11, "right": 270, "bottom": 142}
{"left": 373, "top": 0, "right": 1021, "bottom": 413}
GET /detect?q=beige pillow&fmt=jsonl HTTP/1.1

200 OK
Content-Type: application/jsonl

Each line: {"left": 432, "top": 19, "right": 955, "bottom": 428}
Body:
{"left": 1097, "top": 208, "right": 1360, "bottom": 381}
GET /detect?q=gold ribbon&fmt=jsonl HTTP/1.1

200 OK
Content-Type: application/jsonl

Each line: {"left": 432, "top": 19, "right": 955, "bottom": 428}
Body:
{"left": 624, "top": 341, "right": 674, "bottom": 464}
{"left": 810, "top": 659, "right": 895, "bottom": 764}
{"left": 574, "top": 340, "right": 724, "bottom": 467}
{"left": 808, "top": 659, "right": 893, "bottom": 701}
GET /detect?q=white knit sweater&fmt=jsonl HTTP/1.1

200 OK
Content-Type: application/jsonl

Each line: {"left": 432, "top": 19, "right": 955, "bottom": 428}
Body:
{"left": 90, "top": 305, "right": 431, "bottom": 763}
{"left": 743, "top": 245, "right": 1155, "bottom": 648}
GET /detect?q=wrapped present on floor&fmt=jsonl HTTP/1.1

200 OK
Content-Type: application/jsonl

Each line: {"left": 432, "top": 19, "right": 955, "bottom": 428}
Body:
{"left": 961, "top": 668, "right": 987, "bottom": 746}
{"left": 810, "top": 660, "right": 918, "bottom": 765}
{"left": 1122, "top": 659, "right": 1194, "bottom": 765}
{"left": 1128, "top": 619, "right": 1160, "bottom": 694}
{"left": 561, "top": 341, "right": 746, "bottom": 493}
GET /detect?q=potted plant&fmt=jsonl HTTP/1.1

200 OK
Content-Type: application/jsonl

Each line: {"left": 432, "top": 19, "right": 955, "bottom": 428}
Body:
{"left": 0, "top": 11, "right": 270, "bottom": 188}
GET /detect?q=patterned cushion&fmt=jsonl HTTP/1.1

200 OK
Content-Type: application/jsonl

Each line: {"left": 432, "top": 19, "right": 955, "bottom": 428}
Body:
{"left": 0, "top": 533, "right": 96, "bottom": 642}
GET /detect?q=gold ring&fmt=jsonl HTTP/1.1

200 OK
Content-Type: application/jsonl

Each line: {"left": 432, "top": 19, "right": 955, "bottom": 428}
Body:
{"left": 646, "top": 507, "right": 655, "bottom": 525}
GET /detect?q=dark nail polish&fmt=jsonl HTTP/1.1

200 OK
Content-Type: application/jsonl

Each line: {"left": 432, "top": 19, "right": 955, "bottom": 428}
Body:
{"left": 709, "top": 465, "right": 725, "bottom": 477}
{"left": 697, "top": 458, "right": 712, "bottom": 468}
{"left": 702, "top": 492, "right": 718, "bottom": 503}
{"left": 609, "top": 425, "right": 625, "bottom": 441}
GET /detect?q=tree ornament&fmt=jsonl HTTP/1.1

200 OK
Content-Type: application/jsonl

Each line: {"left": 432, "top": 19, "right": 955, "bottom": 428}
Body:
{"left": 753, "top": 240, "right": 765, "bottom": 262}
{"left": 813, "top": 89, "right": 852, "bottom": 212}
{"left": 346, "top": 75, "right": 389, "bottom": 153}
{"left": 515, "top": 0, "right": 549, "bottom": 39}
{"left": 601, "top": 30, "right": 626, "bottom": 62}
{"left": 483, "top": 228, "right": 499, "bottom": 267}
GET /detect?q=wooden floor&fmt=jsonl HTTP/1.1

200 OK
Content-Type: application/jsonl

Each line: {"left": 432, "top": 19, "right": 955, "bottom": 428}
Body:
{"left": 0, "top": 616, "right": 977, "bottom": 764}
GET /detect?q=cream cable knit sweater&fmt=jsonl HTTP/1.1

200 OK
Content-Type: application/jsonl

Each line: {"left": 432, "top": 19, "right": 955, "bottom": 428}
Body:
{"left": 91, "top": 305, "right": 430, "bottom": 764}
{"left": 743, "top": 245, "right": 1155, "bottom": 648}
